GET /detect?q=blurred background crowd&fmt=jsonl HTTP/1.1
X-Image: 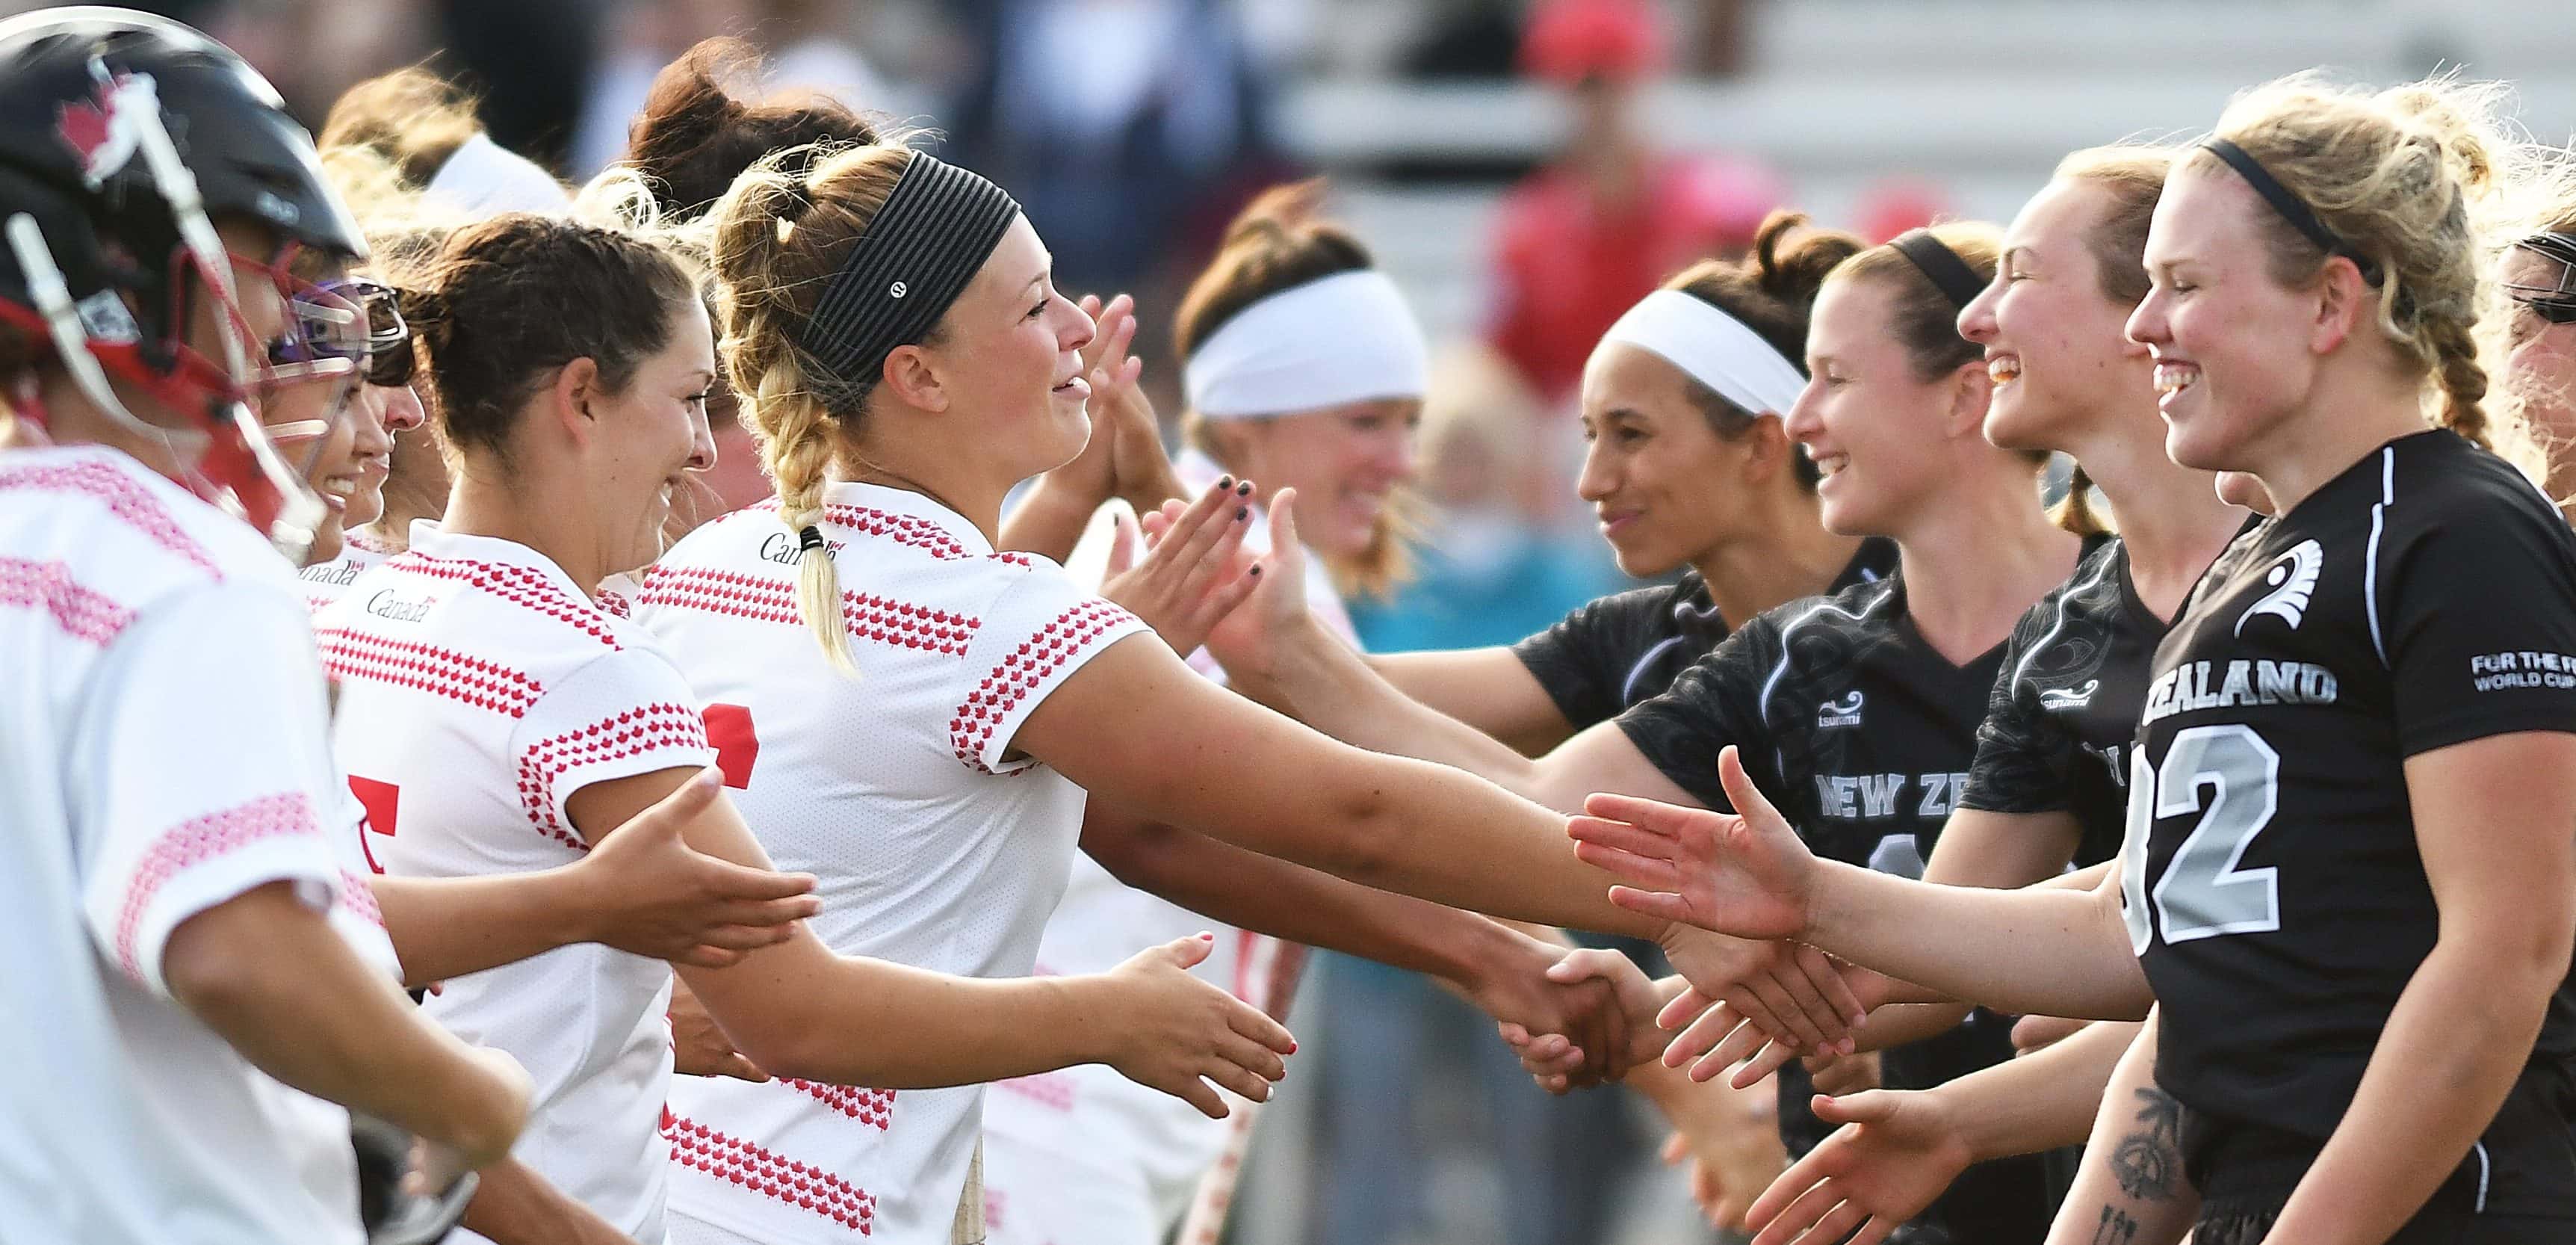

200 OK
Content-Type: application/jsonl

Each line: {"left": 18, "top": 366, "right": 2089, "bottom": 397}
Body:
{"left": 35, "top": 1, "right": 2576, "bottom": 1241}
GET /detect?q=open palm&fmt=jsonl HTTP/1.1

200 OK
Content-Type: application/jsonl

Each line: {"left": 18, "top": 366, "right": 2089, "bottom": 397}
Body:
{"left": 1566, "top": 745, "right": 1819, "bottom": 942}
{"left": 1744, "top": 1089, "right": 1971, "bottom": 1245}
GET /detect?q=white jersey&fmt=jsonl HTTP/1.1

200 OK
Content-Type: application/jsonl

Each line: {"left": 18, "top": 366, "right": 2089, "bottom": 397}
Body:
{"left": 296, "top": 523, "right": 397, "bottom": 614}
{"left": 318, "top": 522, "right": 715, "bottom": 1244}
{"left": 635, "top": 481, "right": 1148, "bottom": 1245}
{"left": 982, "top": 453, "right": 1355, "bottom": 1243}
{"left": 0, "top": 446, "right": 377, "bottom": 1245}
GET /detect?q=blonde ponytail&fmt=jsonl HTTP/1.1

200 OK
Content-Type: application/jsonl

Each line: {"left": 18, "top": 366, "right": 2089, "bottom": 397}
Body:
{"left": 708, "top": 140, "right": 917, "bottom": 673}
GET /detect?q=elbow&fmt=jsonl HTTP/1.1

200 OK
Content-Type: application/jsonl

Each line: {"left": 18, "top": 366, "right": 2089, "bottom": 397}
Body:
{"left": 1080, "top": 810, "right": 1171, "bottom": 892}
{"left": 728, "top": 1022, "right": 840, "bottom": 1084}
{"left": 162, "top": 883, "right": 309, "bottom": 1025}
{"left": 1310, "top": 781, "right": 1402, "bottom": 886}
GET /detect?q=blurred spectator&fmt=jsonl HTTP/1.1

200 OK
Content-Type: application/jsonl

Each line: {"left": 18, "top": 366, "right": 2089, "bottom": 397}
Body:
{"left": 945, "top": 0, "right": 1289, "bottom": 300}
{"left": 1487, "top": 0, "right": 1783, "bottom": 405}
{"left": 566, "top": 0, "right": 931, "bottom": 178}
{"left": 1854, "top": 175, "right": 1953, "bottom": 242}
{"left": 436, "top": 0, "right": 609, "bottom": 168}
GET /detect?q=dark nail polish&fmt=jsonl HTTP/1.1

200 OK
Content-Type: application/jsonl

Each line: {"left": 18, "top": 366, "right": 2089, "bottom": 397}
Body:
{"left": 1248, "top": 565, "right": 1263, "bottom": 577}
{"left": 1218, "top": 475, "right": 1233, "bottom": 490}
{"left": 1236, "top": 507, "right": 1249, "bottom": 521}
{"left": 1236, "top": 481, "right": 1253, "bottom": 495}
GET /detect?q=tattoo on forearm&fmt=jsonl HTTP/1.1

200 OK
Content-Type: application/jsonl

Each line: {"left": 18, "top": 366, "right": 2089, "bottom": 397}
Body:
{"left": 2090, "top": 1205, "right": 2140, "bottom": 1245}
{"left": 2108, "top": 1086, "right": 2184, "bottom": 1200}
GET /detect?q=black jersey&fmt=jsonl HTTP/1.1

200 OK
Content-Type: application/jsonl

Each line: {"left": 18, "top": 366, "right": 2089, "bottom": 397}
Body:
{"left": 1617, "top": 572, "right": 2047, "bottom": 1244}
{"left": 1963, "top": 535, "right": 2188, "bottom": 868}
{"left": 1513, "top": 537, "right": 1897, "bottom": 729}
{"left": 2131, "top": 431, "right": 2576, "bottom": 1169}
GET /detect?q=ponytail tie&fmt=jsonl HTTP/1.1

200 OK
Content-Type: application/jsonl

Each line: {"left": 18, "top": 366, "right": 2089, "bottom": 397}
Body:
{"left": 798, "top": 525, "right": 826, "bottom": 553}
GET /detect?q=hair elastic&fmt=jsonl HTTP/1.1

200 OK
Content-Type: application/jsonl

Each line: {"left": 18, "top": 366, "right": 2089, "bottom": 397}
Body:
{"left": 1890, "top": 229, "right": 1986, "bottom": 310}
{"left": 799, "top": 152, "right": 1022, "bottom": 393}
{"left": 2199, "top": 138, "right": 2382, "bottom": 283}
{"left": 798, "top": 525, "right": 826, "bottom": 552}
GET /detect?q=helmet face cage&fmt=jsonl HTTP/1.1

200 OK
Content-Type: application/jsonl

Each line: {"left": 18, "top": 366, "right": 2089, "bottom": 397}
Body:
{"left": 2507, "top": 233, "right": 2576, "bottom": 326}
{"left": 0, "top": 44, "right": 365, "bottom": 562}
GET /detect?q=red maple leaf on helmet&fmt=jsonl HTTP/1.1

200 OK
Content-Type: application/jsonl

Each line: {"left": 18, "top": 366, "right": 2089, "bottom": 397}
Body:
{"left": 55, "top": 68, "right": 154, "bottom": 188}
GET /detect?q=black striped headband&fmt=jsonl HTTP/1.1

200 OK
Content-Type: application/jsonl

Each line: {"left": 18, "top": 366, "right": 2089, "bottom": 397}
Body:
{"left": 798, "top": 152, "right": 1023, "bottom": 389}
{"left": 1890, "top": 229, "right": 1985, "bottom": 310}
{"left": 2199, "top": 138, "right": 2382, "bottom": 284}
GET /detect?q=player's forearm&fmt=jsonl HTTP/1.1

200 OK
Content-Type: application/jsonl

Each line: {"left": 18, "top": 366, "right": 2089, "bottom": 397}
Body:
{"left": 165, "top": 883, "right": 524, "bottom": 1163}
{"left": 2048, "top": 1011, "right": 2196, "bottom": 1245}
{"left": 1236, "top": 747, "right": 1671, "bottom": 942}
{"left": 460, "top": 1159, "right": 638, "bottom": 1245}
{"left": 372, "top": 870, "right": 593, "bottom": 989}
{"left": 1090, "top": 811, "right": 1508, "bottom": 987}
{"left": 1806, "top": 862, "right": 2149, "bottom": 1020}
{"left": 1853, "top": 1001, "right": 1975, "bottom": 1052}
{"left": 688, "top": 957, "right": 1134, "bottom": 1089}
{"left": 1939, "top": 1018, "right": 2139, "bottom": 1161}
{"left": 1264, "top": 616, "right": 1546, "bottom": 793}
{"left": 2264, "top": 940, "right": 2555, "bottom": 1245}
{"left": 1366, "top": 649, "right": 1574, "bottom": 754}
{"left": 995, "top": 478, "right": 1102, "bottom": 562}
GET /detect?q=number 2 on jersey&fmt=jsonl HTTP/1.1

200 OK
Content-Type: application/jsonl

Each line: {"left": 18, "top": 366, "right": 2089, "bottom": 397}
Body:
{"left": 2121, "top": 724, "right": 2282, "bottom": 952}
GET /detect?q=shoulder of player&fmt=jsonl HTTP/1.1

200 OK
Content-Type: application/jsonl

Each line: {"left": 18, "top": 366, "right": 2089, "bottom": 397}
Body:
{"left": 0, "top": 445, "right": 303, "bottom": 620}
{"left": 2397, "top": 432, "right": 2566, "bottom": 521}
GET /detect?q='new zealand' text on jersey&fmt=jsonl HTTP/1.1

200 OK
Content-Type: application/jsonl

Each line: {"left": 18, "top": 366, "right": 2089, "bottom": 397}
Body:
{"left": 1615, "top": 573, "right": 2046, "bottom": 1244}
{"left": 1513, "top": 537, "right": 1897, "bottom": 729}
{"left": 1962, "top": 535, "right": 2193, "bottom": 868}
{"left": 2129, "top": 432, "right": 2576, "bottom": 1184}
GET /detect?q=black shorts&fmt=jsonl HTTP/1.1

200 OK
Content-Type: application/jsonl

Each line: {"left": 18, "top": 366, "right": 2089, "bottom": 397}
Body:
{"left": 2178, "top": 1061, "right": 2576, "bottom": 1245}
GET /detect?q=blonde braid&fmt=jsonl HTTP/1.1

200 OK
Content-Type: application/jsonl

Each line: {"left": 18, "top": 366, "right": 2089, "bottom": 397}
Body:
{"left": 708, "top": 139, "right": 915, "bottom": 673}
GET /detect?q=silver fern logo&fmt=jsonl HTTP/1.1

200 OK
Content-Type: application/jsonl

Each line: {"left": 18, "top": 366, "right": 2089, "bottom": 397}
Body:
{"left": 2235, "top": 540, "right": 2323, "bottom": 636}
{"left": 1818, "top": 690, "right": 1865, "bottom": 729}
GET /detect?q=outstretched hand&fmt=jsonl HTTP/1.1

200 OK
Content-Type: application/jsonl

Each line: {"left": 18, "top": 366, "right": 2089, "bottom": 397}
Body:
{"left": 1567, "top": 745, "right": 1818, "bottom": 940}
{"left": 1100, "top": 933, "right": 1298, "bottom": 1120}
{"left": 1190, "top": 487, "right": 1316, "bottom": 683}
{"left": 577, "top": 767, "right": 820, "bottom": 968}
{"left": 1103, "top": 476, "right": 1260, "bottom": 655}
{"left": 1744, "top": 1088, "right": 1972, "bottom": 1245}
{"left": 1657, "top": 930, "right": 1866, "bottom": 1069}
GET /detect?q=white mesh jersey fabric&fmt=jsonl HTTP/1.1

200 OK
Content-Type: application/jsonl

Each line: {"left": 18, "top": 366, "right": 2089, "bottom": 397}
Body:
{"left": 982, "top": 451, "right": 1356, "bottom": 1241}
{"left": 637, "top": 481, "right": 1147, "bottom": 1245}
{"left": 318, "top": 523, "right": 713, "bottom": 1242}
{"left": 0, "top": 446, "right": 371, "bottom": 1245}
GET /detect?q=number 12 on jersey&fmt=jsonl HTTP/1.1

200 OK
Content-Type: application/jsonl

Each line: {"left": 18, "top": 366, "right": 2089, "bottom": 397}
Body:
{"left": 2122, "top": 724, "right": 2283, "bottom": 954}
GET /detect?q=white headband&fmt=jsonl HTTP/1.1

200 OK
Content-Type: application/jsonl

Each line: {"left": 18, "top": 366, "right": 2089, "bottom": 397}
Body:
{"left": 423, "top": 132, "right": 572, "bottom": 220}
{"left": 1600, "top": 289, "right": 1807, "bottom": 417}
{"left": 1182, "top": 270, "right": 1430, "bottom": 419}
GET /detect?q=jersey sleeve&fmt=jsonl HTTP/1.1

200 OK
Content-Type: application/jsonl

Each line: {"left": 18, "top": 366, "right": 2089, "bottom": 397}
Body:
{"left": 1511, "top": 586, "right": 1665, "bottom": 729}
{"left": 1611, "top": 613, "right": 1786, "bottom": 809}
{"left": 1958, "top": 601, "right": 2077, "bottom": 814}
{"left": 508, "top": 646, "right": 718, "bottom": 846}
{"left": 66, "top": 580, "right": 341, "bottom": 998}
{"left": 2384, "top": 487, "right": 2576, "bottom": 756}
{"left": 958, "top": 560, "right": 1151, "bottom": 774}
